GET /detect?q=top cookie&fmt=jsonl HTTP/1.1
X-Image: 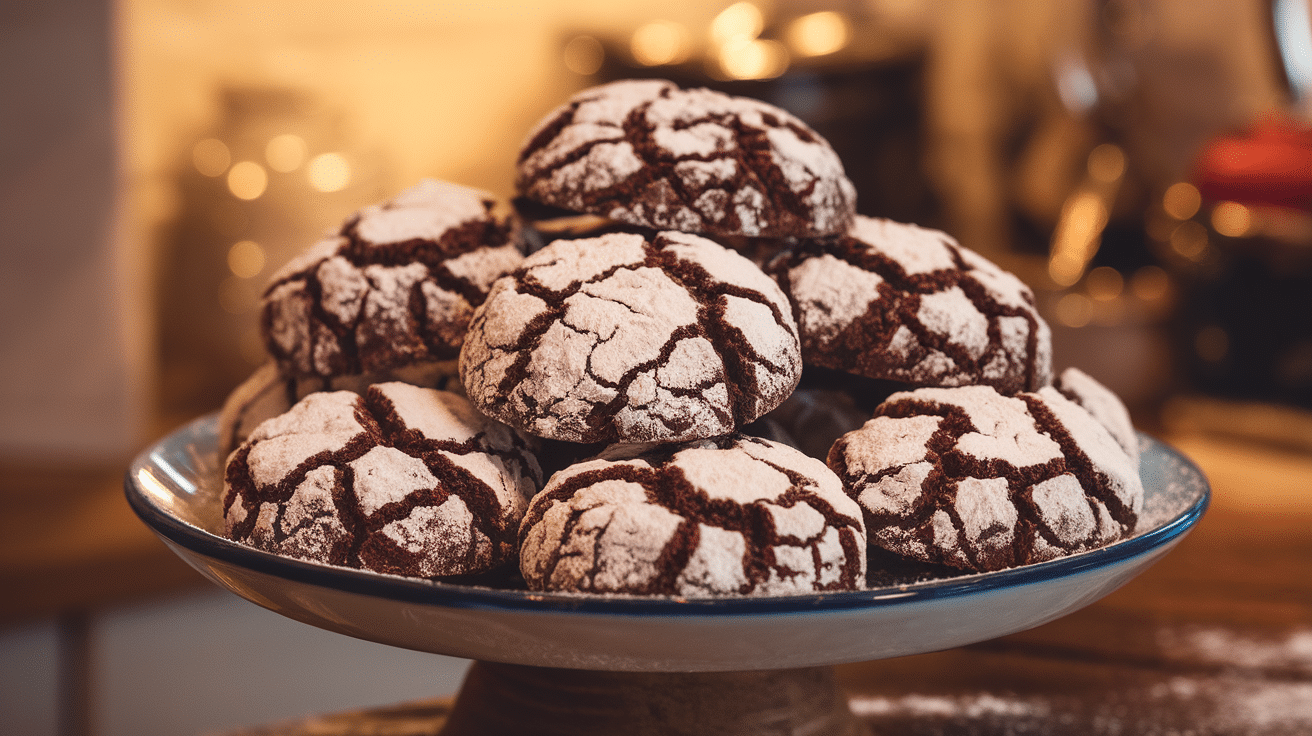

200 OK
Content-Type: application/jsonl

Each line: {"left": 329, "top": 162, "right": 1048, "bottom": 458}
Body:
{"left": 262, "top": 179, "right": 524, "bottom": 379}
{"left": 459, "top": 230, "right": 802, "bottom": 444}
{"left": 771, "top": 216, "right": 1052, "bottom": 395}
{"left": 516, "top": 79, "right": 856, "bottom": 239}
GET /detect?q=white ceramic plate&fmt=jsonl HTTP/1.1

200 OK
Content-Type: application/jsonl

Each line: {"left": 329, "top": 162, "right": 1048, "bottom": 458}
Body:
{"left": 126, "top": 414, "right": 1208, "bottom": 673}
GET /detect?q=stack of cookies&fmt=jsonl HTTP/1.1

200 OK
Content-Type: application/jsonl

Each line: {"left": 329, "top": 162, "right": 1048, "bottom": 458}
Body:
{"left": 219, "top": 79, "right": 1143, "bottom": 597}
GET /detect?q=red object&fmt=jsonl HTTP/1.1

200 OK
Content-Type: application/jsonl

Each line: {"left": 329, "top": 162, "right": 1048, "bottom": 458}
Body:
{"left": 1193, "top": 117, "right": 1312, "bottom": 212}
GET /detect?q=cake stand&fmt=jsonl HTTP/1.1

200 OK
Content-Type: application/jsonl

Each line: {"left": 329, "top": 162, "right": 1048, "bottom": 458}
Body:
{"left": 125, "top": 415, "right": 1209, "bottom": 735}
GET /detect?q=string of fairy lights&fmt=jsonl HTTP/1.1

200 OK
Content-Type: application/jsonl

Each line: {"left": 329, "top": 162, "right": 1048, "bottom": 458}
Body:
{"left": 190, "top": 135, "right": 352, "bottom": 301}
{"left": 562, "top": 3, "right": 855, "bottom": 81}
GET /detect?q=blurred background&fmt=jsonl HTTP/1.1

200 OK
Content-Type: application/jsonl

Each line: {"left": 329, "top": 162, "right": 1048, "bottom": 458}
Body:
{"left": 2, "top": 0, "right": 1310, "bottom": 734}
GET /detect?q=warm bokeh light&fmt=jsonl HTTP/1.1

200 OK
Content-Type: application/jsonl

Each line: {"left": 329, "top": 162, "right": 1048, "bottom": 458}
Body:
{"left": 226, "top": 161, "right": 267, "bottom": 200}
{"left": 1087, "top": 143, "right": 1126, "bottom": 184}
{"left": 265, "top": 134, "right": 307, "bottom": 173}
{"left": 711, "top": 2, "right": 764, "bottom": 45}
{"left": 1163, "top": 182, "right": 1202, "bottom": 220}
{"left": 1055, "top": 292, "right": 1094, "bottom": 328}
{"left": 1085, "top": 266, "right": 1124, "bottom": 301}
{"left": 1131, "top": 265, "right": 1172, "bottom": 301}
{"left": 1048, "top": 191, "right": 1108, "bottom": 286}
{"left": 192, "top": 138, "right": 230, "bottom": 177}
{"left": 1195, "top": 324, "right": 1230, "bottom": 362}
{"left": 1170, "top": 220, "right": 1209, "bottom": 259}
{"left": 785, "top": 11, "right": 851, "bottom": 57}
{"left": 718, "top": 38, "right": 789, "bottom": 80}
{"left": 631, "top": 21, "right": 691, "bottom": 66}
{"left": 227, "top": 240, "right": 265, "bottom": 279}
{"left": 307, "top": 152, "right": 351, "bottom": 192}
{"left": 1211, "top": 200, "right": 1253, "bottom": 237}
{"left": 563, "top": 34, "right": 605, "bottom": 75}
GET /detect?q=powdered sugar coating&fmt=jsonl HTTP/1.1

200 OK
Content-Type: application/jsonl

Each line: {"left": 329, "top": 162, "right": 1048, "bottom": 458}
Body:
{"left": 517, "top": 79, "right": 856, "bottom": 238}
{"left": 262, "top": 179, "right": 524, "bottom": 379}
{"left": 460, "top": 231, "right": 801, "bottom": 444}
{"left": 1055, "top": 366, "right": 1139, "bottom": 465}
{"left": 519, "top": 434, "right": 866, "bottom": 597}
{"left": 216, "top": 360, "right": 460, "bottom": 458}
{"left": 828, "top": 384, "right": 1143, "bottom": 572}
{"left": 223, "top": 383, "right": 542, "bottom": 578}
{"left": 772, "top": 216, "right": 1053, "bottom": 394}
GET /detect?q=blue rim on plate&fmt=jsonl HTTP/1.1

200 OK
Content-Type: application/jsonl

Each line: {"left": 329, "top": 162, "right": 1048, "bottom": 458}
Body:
{"left": 126, "top": 414, "right": 1209, "bottom": 618}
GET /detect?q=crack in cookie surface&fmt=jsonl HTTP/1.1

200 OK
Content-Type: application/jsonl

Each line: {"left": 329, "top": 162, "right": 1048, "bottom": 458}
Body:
{"left": 772, "top": 216, "right": 1053, "bottom": 394}
{"left": 516, "top": 79, "right": 855, "bottom": 238}
{"left": 262, "top": 179, "right": 524, "bottom": 378}
{"left": 460, "top": 231, "right": 800, "bottom": 443}
{"left": 519, "top": 434, "right": 866, "bottom": 596}
{"left": 828, "top": 384, "right": 1142, "bottom": 573}
{"left": 223, "top": 383, "right": 542, "bottom": 578}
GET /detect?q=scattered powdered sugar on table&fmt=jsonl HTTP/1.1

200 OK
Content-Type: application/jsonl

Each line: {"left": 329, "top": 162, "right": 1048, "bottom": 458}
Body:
{"left": 1157, "top": 626, "right": 1312, "bottom": 673}
{"left": 848, "top": 692, "right": 1050, "bottom": 720}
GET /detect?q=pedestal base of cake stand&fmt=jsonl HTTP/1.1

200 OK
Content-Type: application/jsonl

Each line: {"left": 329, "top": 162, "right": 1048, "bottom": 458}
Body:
{"left": 439, "top": 661, "right": 867, "bottom": 736}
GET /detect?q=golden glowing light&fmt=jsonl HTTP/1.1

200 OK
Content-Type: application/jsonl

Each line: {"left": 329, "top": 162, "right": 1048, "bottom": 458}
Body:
{"left": 308, "top": 152, "right": 351, "bottom": 192}
{"left": 718, "top": 38, "right": 789, "bottom": 80}
{"left": 1195, "top": 325, "right": 1229, "bottom": 363}
{"left": 631, "top": 21, "right": 691, "bottom": 66}
{"left": 1170, "top": 220, "right": 1209, "bottom": 259}
{"left": 1211, "top": 200, "right": 1253, "bottom": 237}
{"left": 1087, "top": 143, "right": 1125, "bottom": 183}
{"left": 265, "top": 134, "right": 307, "bottom": 173}
{"left": 563, "top": 35, "right": 605, "bottom": 75}
{"left": 1085, "top": 266, "right": 1124, "bottom": 301}
{"left": 227, "top": 161, "right": 267, "bottom": 200}
{"left": 227, "top": 240, "right": 265, "bottom": 279}
{"left": 1055, "top": 292, "right": 1094, "bottom": 328}
{"left": 1163, "top": 182, "right": 1201, "bottom": 220}
{"left": 711, "top": 2, "right": 764, "bottom": 45}
{"left": 1131, "top": 265, "right": 1171, "bottom": 301}
{"left": 785, "top": 11, "right": 851, "bottom": 57}
{"left": 1048, "top": 191, "right": 1108, "bottom": 286}
{"left": 192, "top": 138, "right": 230, "bottom": 177}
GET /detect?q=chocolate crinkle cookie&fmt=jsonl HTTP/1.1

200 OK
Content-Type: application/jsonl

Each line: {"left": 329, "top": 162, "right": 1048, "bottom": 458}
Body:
{"left": 770, "top": 216, "right": 1053, "bottom": 395}
{"left": 519, "top": 434, "right": 866, "bottom": 597}
{"left": 1054, "top": 366, "right": 1139, "bottom": 466}
{"left": 828, "top": 384, "right": 1143, "bottom": 573}
{"left": 262, "top": 179, "right": 524, "bottom": 379}
{"left": 223, "top": 382, "right": 542, "bottom": 578}
{"left": 217, "top": 360, "right": 461, "bottom": 458}
{"left": 460, "top": 230, "right": 802, "bottom": 444}
{"left": 516, "top": 78, "right": 856, "bottom": 239}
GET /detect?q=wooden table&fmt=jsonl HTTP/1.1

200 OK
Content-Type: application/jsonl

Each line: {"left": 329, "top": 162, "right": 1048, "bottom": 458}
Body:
{"left": 217, "top": 427, "right": 1312, "bottom": 735}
